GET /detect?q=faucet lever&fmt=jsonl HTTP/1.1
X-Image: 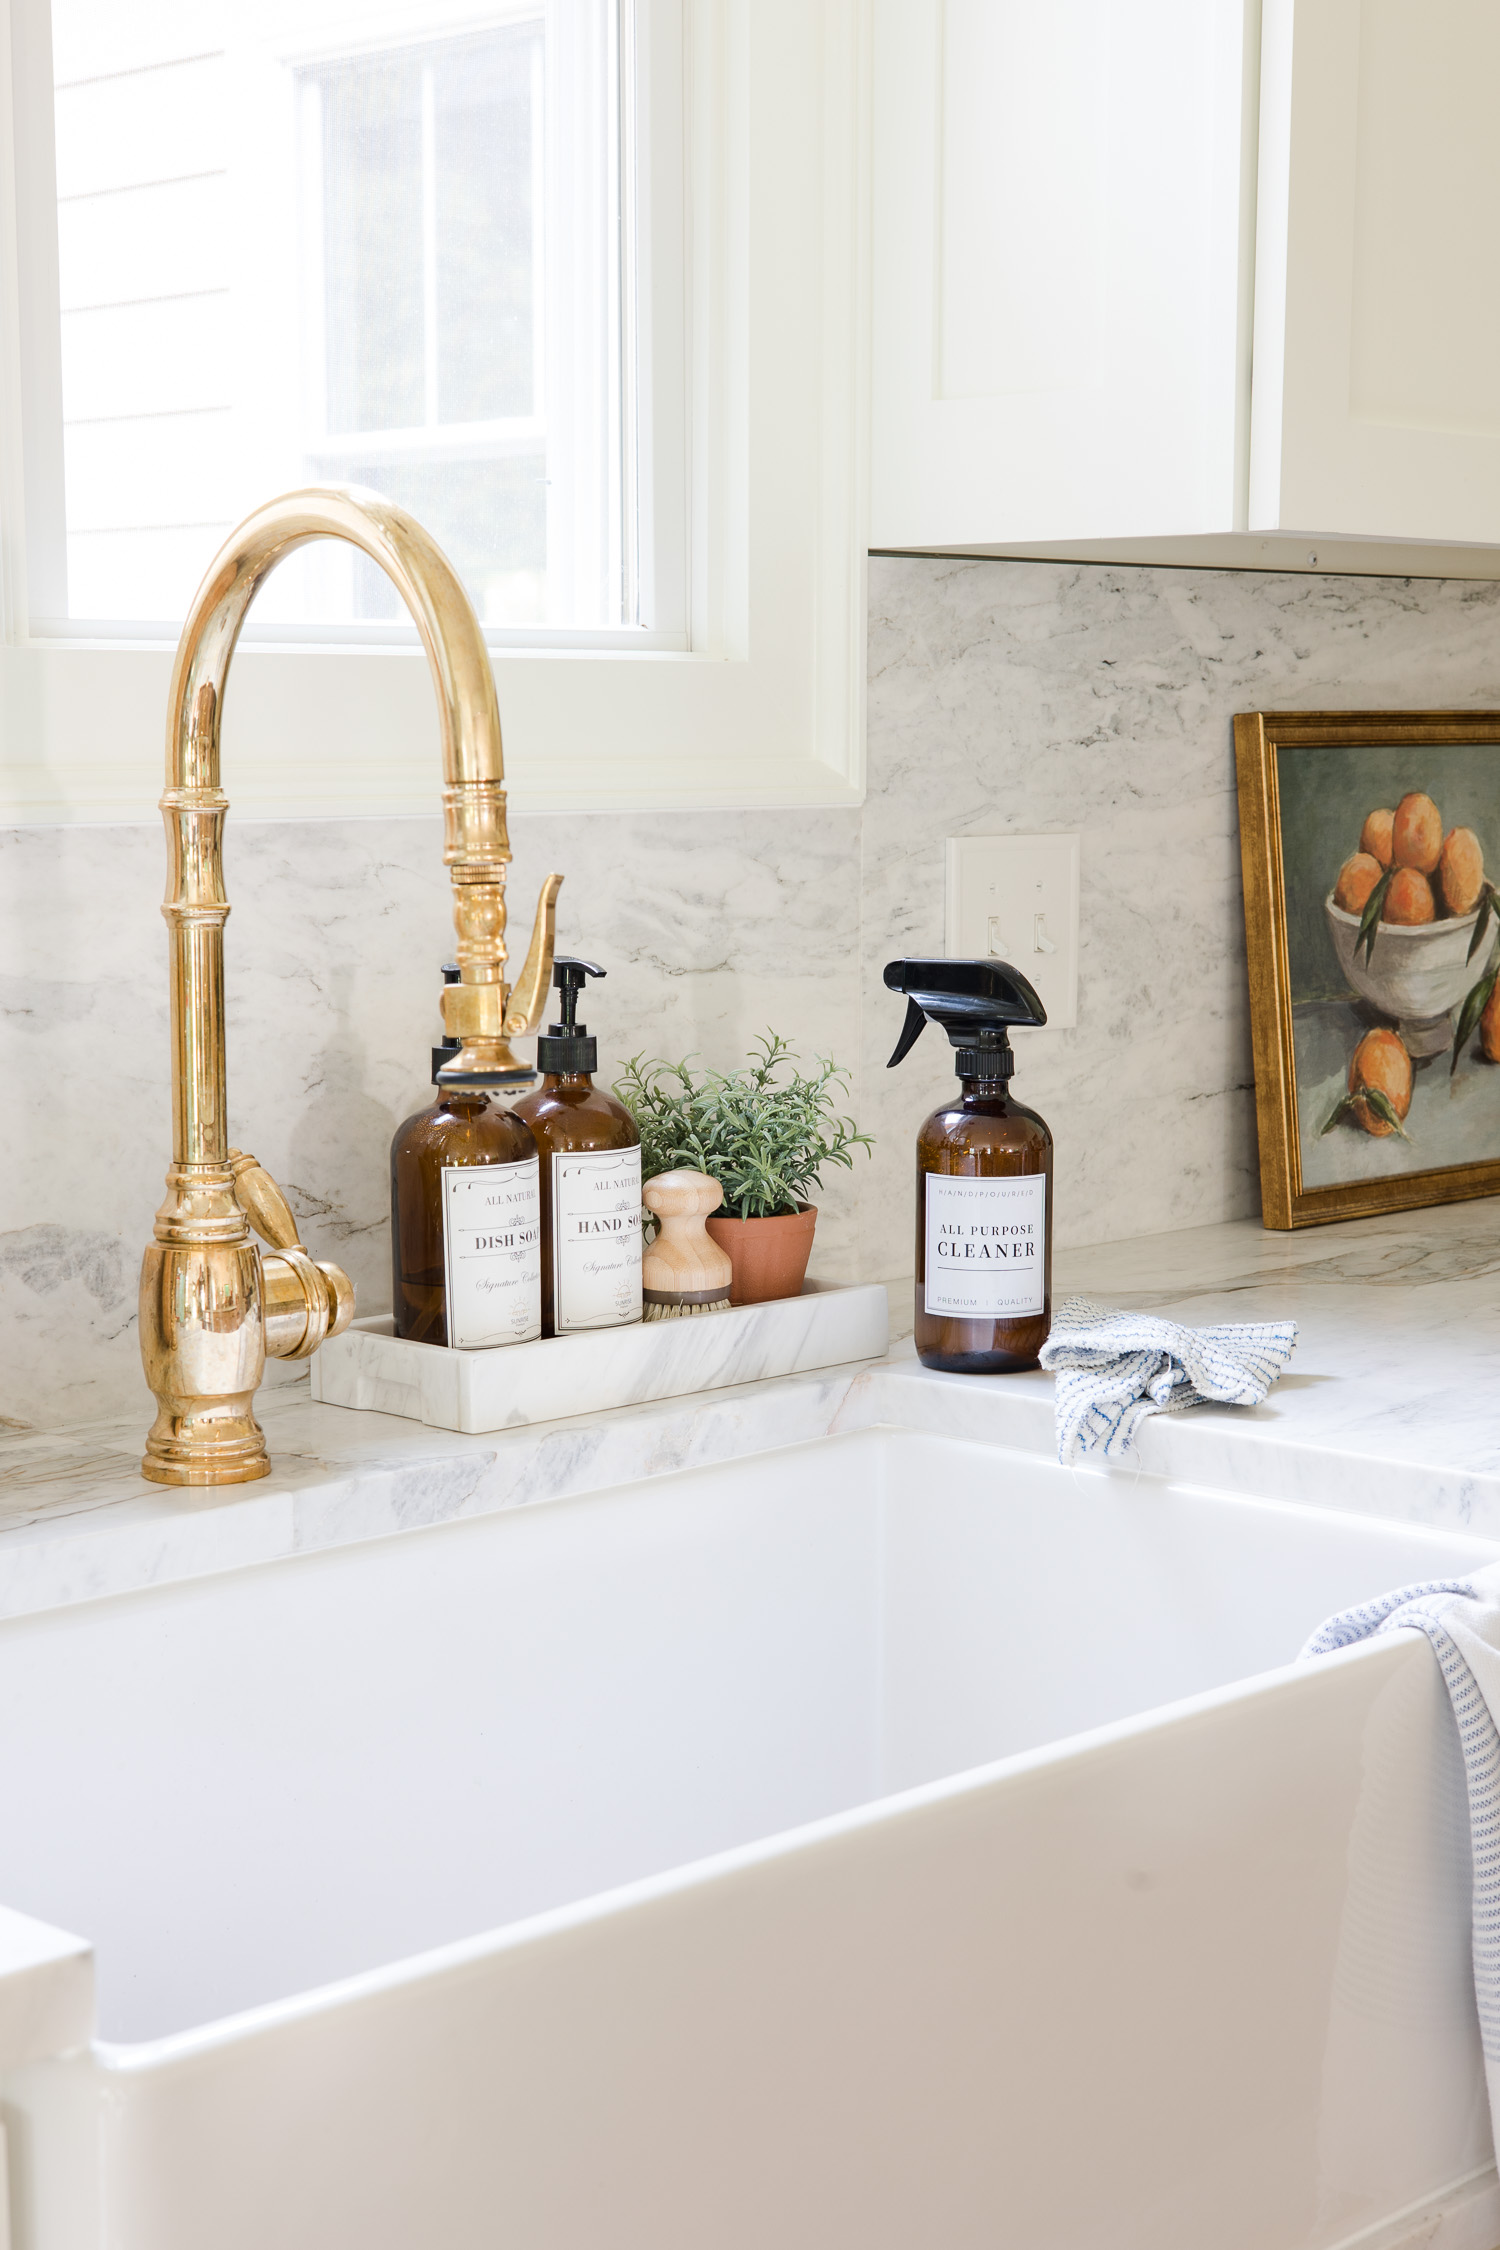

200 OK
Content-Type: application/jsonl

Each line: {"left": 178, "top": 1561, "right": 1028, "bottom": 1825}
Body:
{"left": 228, "top": 1150, "right": 302, "bottom": 1252}
{"left": 228, "top": 1150, "right": 354, "bottom": 1362}
{"left": 503, "top": 871, "right": 565, "bottom": 1036}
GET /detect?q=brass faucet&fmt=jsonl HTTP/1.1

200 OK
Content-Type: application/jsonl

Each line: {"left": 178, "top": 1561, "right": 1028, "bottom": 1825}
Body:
{"left": 139, "top": 485, "right": 561, "bottom": 1487}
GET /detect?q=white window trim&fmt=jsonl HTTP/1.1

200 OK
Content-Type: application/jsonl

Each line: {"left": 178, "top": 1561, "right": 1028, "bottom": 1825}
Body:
{"left": 0, "top": 0, "right": 870, "bottom": 822}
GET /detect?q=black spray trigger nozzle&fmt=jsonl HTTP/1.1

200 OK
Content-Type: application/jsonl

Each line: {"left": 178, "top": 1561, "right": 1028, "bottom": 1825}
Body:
{"left": 884, "top": 955, "right": 1046, "bottom": 1079}
{"left": 888, "top": 995, "right": 929, "bottom": 1070}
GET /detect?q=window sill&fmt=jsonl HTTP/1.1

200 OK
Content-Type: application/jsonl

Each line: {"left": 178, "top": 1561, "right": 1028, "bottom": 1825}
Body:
{"left": 0, "top": 630, "right": 867, "bottom": 822}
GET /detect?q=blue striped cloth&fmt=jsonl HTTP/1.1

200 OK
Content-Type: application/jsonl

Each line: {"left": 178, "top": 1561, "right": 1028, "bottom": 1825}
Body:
{"left": 1037, "top": 1297, "right": 1299, "bottom": 1465}
{"left": 1302, "top": 1578, "right": 1500, "bottom": 2076}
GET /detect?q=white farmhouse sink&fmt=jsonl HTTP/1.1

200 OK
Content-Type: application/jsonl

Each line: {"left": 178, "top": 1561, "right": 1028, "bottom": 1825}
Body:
{"left": 0, "top": 1426, "right": 1493, "bottom": 2250}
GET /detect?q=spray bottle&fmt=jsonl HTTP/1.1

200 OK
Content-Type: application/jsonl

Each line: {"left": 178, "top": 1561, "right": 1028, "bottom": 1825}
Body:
{"left": 885, "top": 957, "right": 1052, "bottom": 1373}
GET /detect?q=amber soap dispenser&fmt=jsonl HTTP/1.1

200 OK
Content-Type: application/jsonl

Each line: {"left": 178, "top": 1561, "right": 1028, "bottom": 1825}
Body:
{"left": 885, "top": 956, "right": 1052, "bottom": 1374}
{"left": 512, "top": 957, "right": 643, "bottom": 1336}
{"left": 389, "top": 966, "right": 542, "bottom": 1349}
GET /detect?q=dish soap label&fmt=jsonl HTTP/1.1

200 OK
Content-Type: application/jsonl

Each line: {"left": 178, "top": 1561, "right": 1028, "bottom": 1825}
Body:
{"left": 924, "top": 1173, "right": 1046, "bottom": 1319}
{"left": 441, "top": 1158, "right": 542, "bottom": 1348}
{"left": 552, "top": 1147, "right": 643, "bottom": 1331}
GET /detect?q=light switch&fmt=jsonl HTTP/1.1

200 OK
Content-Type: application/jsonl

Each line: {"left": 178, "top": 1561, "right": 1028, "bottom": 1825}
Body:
{"left": 944, "top": 833, "right": 1080, "bottom": 1028}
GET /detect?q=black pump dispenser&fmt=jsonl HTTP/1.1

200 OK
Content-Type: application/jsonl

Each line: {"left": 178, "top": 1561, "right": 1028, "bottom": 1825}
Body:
{"left": 884, "top": 957, "right": 1047, "bottom": 1080}
{"left": 512, "top": 955, "right": 642, "bottom": 1337}
{"left": 537, "top": 956, "right": 605, "bottom": 1076}
{"left": 431, "top": 963, "right": 463, "bottom": 1084}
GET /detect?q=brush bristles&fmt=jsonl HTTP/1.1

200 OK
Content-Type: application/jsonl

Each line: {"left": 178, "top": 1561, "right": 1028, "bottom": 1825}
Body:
{"left": 642, "top": 1298, "right": 733, "bottom": 1320}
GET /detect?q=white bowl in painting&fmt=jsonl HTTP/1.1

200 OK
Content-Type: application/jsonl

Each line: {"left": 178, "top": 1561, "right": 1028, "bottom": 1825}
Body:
{"left": 1325, "top": 890, "right": 1482, "bottom": 1055}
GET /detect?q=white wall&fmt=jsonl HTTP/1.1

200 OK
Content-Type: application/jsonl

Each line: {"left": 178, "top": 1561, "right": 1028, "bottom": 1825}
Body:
{"left": 6, "top": 552, "right": 1500, "bottom": 1431}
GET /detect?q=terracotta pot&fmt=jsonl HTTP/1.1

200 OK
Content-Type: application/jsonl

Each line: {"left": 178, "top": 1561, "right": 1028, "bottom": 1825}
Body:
{"left": 704, "top": 1204, "right": 817, "bottom": 1305}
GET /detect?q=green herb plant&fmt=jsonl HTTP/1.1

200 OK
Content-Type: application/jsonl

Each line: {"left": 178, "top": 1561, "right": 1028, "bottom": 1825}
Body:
{"left": 615, "top": 1033, "right": 872, "bottom": 1219}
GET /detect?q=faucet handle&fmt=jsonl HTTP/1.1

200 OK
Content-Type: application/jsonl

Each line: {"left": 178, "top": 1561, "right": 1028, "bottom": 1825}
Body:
{"left": 503, "top": 871, "right": 565, "bottom": 1036}
{"left": 228, "top": 1150, "right": 302, "bottom": 1251}
{"left": 229, "top": 1150, "right": 355, "bottom": 1358}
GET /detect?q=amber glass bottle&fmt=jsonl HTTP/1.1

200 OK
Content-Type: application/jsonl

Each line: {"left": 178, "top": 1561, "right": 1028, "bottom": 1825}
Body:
{"left": 511, "top": 957, "right": 642, "bottom": 1336}
{"left": 389, "top": 970, "right": 542, "bottom": 1349}
{"left": 914, "top": 1073, "right": 1052, "bottom": 1372}
{"left": 885, "top": 955, "right": 1053, "bottom": 1376}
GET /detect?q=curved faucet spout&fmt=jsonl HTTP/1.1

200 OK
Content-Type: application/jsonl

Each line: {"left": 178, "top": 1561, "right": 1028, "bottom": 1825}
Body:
{"left": 141, "top": 484, "right": 561, "bottom": 1488}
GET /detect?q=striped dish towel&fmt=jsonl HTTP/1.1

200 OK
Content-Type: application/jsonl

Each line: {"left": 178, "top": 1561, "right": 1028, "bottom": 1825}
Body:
{"left": 1302, "top": 1576, "right": 1500, "bottom": 2118}
{"left": 1037, "top": 1297, "right": 1298, "bottom": 1465}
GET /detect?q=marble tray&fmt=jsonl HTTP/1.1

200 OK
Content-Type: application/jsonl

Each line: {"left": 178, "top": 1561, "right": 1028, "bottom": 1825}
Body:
{"left": 309, "top": 1282, "right": 890, "bottom": 1435}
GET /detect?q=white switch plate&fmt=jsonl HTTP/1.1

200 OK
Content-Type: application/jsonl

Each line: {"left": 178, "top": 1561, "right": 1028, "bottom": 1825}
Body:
{"left": 944, "top": 834, "right": 1080, "bottom": 1028}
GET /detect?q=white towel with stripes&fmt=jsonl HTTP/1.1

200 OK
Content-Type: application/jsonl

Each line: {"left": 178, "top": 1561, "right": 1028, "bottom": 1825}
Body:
{"left": 1302, "top": 1573, "right": 1500, "bottom": 2130}
{"left": 1036, "top": 1297, "right": 1299, "bottom": 1465}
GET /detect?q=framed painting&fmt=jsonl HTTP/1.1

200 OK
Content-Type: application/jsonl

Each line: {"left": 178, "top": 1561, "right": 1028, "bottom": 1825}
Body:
{"left": 1235, "top": 710, "right": 1500, "bottom": 1229}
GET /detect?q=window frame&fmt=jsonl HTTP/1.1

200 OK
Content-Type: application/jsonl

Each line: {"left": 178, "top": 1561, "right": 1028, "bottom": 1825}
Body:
{"left": 0, "top": 0, "right": 869, "bottom": 820}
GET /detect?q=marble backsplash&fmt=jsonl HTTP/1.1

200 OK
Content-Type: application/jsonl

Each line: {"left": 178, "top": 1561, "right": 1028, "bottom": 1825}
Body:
{"left": 0, "top": 806, "right": 862, "bottom": 1428}
{"left": 7, "top": 554, "right": 1500, "bottom": 1430}
{"left": 858, "top": 558, "right": 1500, "bottom": 1290}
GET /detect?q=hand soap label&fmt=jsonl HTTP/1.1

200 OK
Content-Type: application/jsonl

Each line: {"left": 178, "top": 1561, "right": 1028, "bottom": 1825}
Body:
{"left": 442, "top": 1158, "right": 542, "bottom": 1348}
{"left": 924, "top": 1172, "right": 1046, "bottom": 1318}
{"left": 552, "top": 1147, "right": 643, "bottom": 1331}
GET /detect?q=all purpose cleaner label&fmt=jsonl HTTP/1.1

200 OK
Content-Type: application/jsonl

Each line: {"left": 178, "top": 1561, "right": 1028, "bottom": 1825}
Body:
{"left": 924, "top": 1172, "right": 1046, "bottom": 1318}
{"left": 442, "top": 1157, "right": 542, "bottom": 1348}
{"left": 552, "top": 1146, "right": 643, "bottom": 1331}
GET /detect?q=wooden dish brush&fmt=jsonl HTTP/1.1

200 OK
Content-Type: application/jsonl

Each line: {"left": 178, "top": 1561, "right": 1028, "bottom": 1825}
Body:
{"left": 642, "top": 1170, "right": 733, "bottom": 1319}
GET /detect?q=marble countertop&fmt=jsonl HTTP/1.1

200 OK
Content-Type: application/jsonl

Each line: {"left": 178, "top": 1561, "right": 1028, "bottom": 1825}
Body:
{"left": 4, "top": 1198, "right": 1499, "bottom": 1617}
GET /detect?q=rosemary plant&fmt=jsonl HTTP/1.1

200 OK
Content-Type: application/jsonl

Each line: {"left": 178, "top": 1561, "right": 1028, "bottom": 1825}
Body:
{"left": 614, "top": 1033, "right": 872, "bottom": 1219}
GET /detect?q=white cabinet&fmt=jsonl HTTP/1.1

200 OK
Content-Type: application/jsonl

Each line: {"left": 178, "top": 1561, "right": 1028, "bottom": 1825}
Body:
{"left": 872, "top": 0, "right": 1249, "bottom": 549}
{"left": 1251, "top": 0, "right": 1500, "bottom": 546}
{"left": 872, "top": 0, "right": 1500, "bottom": 561}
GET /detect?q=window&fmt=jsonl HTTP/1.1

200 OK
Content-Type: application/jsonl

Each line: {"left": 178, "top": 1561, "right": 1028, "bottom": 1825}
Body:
{"left": 39, "top": 1, "right": 638, "bottom": 636}
{"left": 1, "top": 0, "right": 865, "bottom": 820}
{"left": 306, "top": 27, "right": 552, "bottom": 626}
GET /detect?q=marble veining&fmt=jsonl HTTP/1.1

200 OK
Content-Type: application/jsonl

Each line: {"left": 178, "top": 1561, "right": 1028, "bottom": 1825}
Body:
{"left": 0, "top": 1366, "right": 867, "bottom": 1620}
{"left": 5, "top": 1203, "right": 1500, "bottom": 1622}
{"left": 0, "top": 805, "right": 861, "bottom": 1429}
{"left": 312, "top": 1285, "right": 889, "bottom": 1432}
{"left": 9, "top": 554, "right": 1500, "bottom": 1430}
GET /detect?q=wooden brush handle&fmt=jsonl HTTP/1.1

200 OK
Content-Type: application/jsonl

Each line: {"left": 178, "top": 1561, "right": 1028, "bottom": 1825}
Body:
{"left": 643, "top": 1169, "right": 733, "bottom": 1297}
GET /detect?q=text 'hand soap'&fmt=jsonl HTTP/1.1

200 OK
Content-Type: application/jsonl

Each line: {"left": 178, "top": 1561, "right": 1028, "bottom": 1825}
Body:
{"left": 512, "top": 956, "right": 643, "bottom": 1336}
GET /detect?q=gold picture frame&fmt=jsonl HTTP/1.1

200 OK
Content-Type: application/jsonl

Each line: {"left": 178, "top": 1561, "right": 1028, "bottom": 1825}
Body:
{"left": 1236, "top": 709, "right": 1500, "bottom": 1229}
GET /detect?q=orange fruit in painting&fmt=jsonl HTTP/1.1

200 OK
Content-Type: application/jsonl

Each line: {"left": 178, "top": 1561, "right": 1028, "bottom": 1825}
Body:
{"left": 1438, "top": 826, "right": 1485, "bottom": 918}
{"left": 1348, "top": 1028, "right": 1412, "bottom": 1136}
{"left": 1359, "top": 809, "right": 1395, "bottom": 867}
{"left": 1333, "top": 852, "right": 1383, "bottom": 913}
{"left": 1382, "top": 867, "right": 1435, "bottom": 924}
{"left": 1392, "top": 791, "right": 1443, "bottom": 873}
{"left": 1483, "top": 981, "right": 1500, "bottom": 1064}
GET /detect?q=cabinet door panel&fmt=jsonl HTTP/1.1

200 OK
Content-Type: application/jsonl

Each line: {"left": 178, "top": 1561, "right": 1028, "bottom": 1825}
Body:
{"left": 1251, "top": 0, "right": 1500, "bottom": 544}
{"left": 871, "top": 0, "right": 1248, "bottom": 548}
